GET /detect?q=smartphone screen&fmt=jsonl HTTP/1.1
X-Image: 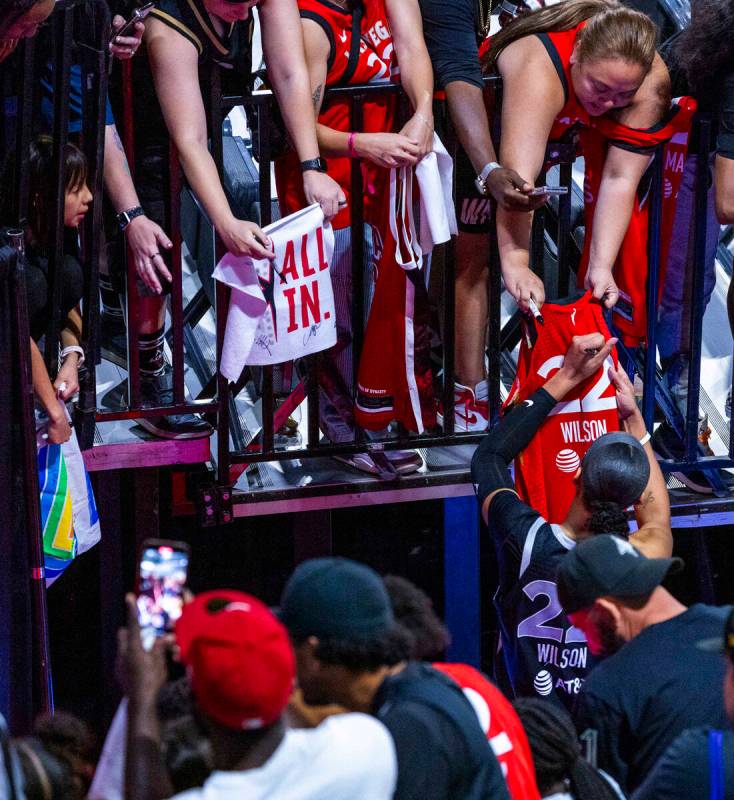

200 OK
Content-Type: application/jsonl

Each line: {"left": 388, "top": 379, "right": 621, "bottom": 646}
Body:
{"left": 529, "top": 185, "right": 569, "bottom": 196}
{"left": 137, "top": 539, "right": 189, "bottom": 650}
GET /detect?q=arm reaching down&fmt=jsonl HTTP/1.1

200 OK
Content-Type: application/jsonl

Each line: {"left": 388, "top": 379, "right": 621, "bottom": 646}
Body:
{"left": 608, "top": 363, "right": 672, "bottom": 557}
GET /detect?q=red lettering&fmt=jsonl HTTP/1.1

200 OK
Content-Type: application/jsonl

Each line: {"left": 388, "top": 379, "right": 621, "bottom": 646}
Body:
{"left": 280, "top": 240, "right": 299, "bottom": 283}
{"left": 300, "top": 280, "right": 321, "bottom": 328}
{"left": 301, "top": 233, "right": 315, "bottom": 277}
{"left": 316, "top": 227, "right": 329, "bottom": 271}
{"left": 283, "top": 287, "right": 298, "bottom": 332}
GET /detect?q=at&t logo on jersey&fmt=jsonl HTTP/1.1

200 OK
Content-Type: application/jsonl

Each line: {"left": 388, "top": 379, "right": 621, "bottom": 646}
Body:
{"left": 555, "top": 448, "right": 580, "bottom": 473}
{"left": 533, "top": 670, "right": 553, "bottom": 696}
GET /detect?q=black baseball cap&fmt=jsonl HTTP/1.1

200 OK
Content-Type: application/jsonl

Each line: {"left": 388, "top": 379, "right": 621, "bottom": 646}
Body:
{"left": 557, "top": 534, "right": 683, "bottom": 614}
{"left": 581, "top": 432, "right": 650, "bottom": 509}
{"left": 697, "top": 608, "right": 734, "bottom": 657}
{"left": 278, "top": 557, "right": 394, "bottom": 641}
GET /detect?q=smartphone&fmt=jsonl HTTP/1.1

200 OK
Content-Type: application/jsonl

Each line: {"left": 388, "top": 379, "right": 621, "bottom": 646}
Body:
{"left": 529, "top": 185, "right": 569, "bottom": 196}
{"left": 136, "top": 538, "right": 189, "bottom": 650}
{"left": 110, "top": 2, "right": 155, "bottom": 43}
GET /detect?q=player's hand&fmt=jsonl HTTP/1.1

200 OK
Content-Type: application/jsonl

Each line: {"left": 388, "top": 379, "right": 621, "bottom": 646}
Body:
{"left": 302, "top": 170, "right": 345, "bottom": 223}
{"left": 486, "top": 168, "right": 548, "bottom": 212}
{"left": 503, "top": 266, "right": 545, "bottom": 312}
{"left": 125, "top": 215, "right": 174, "bottom": 294}
{"left": 562, "top": 333, "right": 618, "bottom": 384}
{"left": 353, "top": 132, "right": 422, "bottom": 169}
{"left": 110, "top": 15, "right": 144, "bottom": 60}
{"left": 608, "top": 362, "right": 639, "bottom": 422}
{"left": 116, "top": 594, "right": 169, "bottom": 700}
{"left": 399, "top": 112, "right": 434, "bottom": 161}
{"left": 585, "top": 265, "right": 619, "bottom": 308}
{"left": 220, "top": 218, "right": 275, "bottom": 260}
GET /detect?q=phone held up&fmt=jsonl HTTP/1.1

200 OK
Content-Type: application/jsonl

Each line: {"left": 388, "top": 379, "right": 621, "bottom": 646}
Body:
{"left": 136, "top": 538, "right": 189, "bottom": 650}
{"left": 529, "top": 185, "right": 569, "bottom": 196}
{"left": 110, "top": 2, "right": 155, "bottom": 44}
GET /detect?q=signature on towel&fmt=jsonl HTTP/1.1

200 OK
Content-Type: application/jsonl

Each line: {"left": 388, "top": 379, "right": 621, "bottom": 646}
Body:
{"left": 254, "top": 335, "right": 272, "bottom": 356}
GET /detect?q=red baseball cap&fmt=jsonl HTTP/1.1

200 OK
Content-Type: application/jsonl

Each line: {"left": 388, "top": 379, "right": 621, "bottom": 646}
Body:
{"left": 176, "top": 590, "right": 295, "bottom": 730}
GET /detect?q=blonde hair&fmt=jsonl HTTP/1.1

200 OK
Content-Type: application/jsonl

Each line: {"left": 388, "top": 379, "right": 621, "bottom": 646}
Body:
{"left": 482, "top": 0, "right": 657, "bottom": 73}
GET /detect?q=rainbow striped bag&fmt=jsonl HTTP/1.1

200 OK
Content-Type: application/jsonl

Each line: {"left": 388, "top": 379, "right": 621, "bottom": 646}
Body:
{"left": 37, "top": 424, "right": 100, "bottom": 586}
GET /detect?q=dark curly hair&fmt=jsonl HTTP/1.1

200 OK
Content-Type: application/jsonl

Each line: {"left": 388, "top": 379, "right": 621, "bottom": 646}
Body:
{"left": 383, "top": 575, "right": 450, "bottom": 661}
{"left": 674, "top": 0, "right": 734, "bottom": 101}
{"left": 513, "top": 699, "right": 619, "bottom": 800}
{"left": 586, "top": 499, "right": 630, "bottom": 537}
{"left": 308, "top": 625, "right": 415, "bottom": 671}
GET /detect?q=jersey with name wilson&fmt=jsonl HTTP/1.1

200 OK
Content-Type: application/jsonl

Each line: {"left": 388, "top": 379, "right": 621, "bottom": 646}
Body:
{"left": 488, "top": 489, "right": 590, "bottom": 713}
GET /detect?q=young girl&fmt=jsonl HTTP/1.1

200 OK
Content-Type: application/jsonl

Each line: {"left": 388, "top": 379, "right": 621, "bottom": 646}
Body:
{"left": 2, "top": 136, "right": 92, "bottom": 442}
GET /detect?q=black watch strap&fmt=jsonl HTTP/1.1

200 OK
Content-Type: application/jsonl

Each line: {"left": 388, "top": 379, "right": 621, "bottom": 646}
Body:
{"left": 300, "top": 157, "right": 328, "bottom": 174}
{"left": 117, "top": 205, "right": 146, "bottom": 231}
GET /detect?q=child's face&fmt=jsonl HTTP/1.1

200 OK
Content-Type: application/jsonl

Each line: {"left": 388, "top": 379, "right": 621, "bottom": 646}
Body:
{"left": 64, "top": 181, "right": 92, "bottom": 228}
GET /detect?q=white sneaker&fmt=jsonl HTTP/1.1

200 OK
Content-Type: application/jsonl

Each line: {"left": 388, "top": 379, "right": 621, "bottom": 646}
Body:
{"left": 437, "top": 381, "right": 489, "bottom": 433}
{"left": 334, "top": 449, "right": 423, "bottom": 476}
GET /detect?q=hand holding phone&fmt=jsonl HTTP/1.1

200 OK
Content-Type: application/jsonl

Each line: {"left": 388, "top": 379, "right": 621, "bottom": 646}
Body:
{"left": 529, "top": 185, "right": 569, "bottom": 196}
{"left": 110, "top": 2, "right": 155, "bottom": 45}
{"left": 136, "top": 538, "right": 189, "bottom": 650}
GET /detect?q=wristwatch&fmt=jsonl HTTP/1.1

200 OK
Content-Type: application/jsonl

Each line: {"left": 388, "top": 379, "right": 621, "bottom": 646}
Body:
{"left": 474, "top": 162, "right": 501, "bottom": 196}
{"left": 300, "top": 157, "right": 328, "bottom": 174}
{"left": 117, "top": 205, "right": 146, "bottom": 231}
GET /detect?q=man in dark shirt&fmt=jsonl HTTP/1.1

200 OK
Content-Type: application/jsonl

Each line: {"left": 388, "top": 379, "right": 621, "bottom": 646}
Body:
{"left": 558, "top": 535, "right": 731, "bottom": 794}
{"left": 632, "top": 608, "right": 734, "bottom": 799}
{"left": 279, "top": 557, "right": 510, "bottom": 800}
{"left": 471, "top": 333, "right": 671, "bottom": 711}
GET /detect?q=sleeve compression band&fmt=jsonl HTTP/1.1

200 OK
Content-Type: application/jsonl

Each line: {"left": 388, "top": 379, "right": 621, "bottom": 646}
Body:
{"left": 470, "top": 387, "right": 558, "bottom": 509}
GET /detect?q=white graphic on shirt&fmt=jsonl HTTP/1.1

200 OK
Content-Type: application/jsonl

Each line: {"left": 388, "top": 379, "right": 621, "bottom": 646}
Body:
{"left": 555, "top": 449, "right": 580, "bottom": 473}
{"left": 534, "top": 670, "right": 554, "bottom": 696}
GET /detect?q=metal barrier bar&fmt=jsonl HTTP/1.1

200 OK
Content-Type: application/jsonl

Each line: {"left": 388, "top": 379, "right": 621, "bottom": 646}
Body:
{"left": 46, "top": 6, "right": 74, "bottom": 378}
{"left": 77, "top": 0, "right": 110, "bottom": 448}
{"left": 349, "top": 93, "right": 366, "bottom": 427}
{"left": 642, "top": 145, "right": 664, "bottom": 432}
{"left": 169, "top": 143, "right": 186, "bottom": 406}
{"left": 10, "top": 250, "right": 54, "bottom": 716}
{"left": 685, "top": 117, "right": 711, "bottom": 462}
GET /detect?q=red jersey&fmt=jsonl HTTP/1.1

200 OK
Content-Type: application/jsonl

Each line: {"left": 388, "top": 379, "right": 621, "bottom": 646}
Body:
{"left": 275, "top": 0, "right": 397, "bottom": 229}
{"left": 434, "top": 663, "right": 541, "bottom": 800}
{"left": 504, "top": 292, "right": 620, "bottom": 523}
{"left": 479, "top": 24, "right": 697, "bottom": 343}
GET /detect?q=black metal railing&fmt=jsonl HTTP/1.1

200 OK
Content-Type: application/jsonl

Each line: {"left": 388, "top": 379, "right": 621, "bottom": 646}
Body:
{"left": 0, "top": 245, "right": 52, "bottom": 731}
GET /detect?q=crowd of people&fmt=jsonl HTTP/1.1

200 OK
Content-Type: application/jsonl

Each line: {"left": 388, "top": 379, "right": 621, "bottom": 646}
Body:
{"left": 1, "top": 0, "right": 733, "bottom": 480}
{"left": 2, "top": 0, "right": 734, "bottom": 795}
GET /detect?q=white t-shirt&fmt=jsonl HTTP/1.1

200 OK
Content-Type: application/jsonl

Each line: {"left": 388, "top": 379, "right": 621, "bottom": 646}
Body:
{"left": 169, "top": 713, "right": 396, "bottom": 800}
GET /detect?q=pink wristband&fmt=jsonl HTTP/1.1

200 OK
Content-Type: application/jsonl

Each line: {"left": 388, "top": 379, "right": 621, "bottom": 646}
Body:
{"left": 348, "top": 131, "right": 357, "bottom": 159}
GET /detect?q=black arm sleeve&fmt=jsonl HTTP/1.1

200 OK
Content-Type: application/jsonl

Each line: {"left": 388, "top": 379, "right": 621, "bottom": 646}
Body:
{"left": 418, "top": 0, "right": 484, "bottom": 90}
{"left": 717, "top": 72, "right": 734, "bottom": 159}
{"left": 470, "top": 387, "right": 557, "bottom": 507}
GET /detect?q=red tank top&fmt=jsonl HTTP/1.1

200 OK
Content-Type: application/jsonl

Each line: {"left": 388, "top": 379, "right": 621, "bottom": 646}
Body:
{"left": 275, "top": 0, "right": 397, "bottom": 229}
{"left": 433, "top": 663, "right": 541, "bottom": 800}
{"left": 504, "top": 292, "right": 620, "bottom": 523}
{"left": 481, "top": 22, "right": 697, "bottom": 343}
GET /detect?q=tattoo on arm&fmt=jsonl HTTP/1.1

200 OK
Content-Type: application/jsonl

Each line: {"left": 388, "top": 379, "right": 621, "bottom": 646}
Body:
{"left": 312, "top": 84, "right": 323, "bottom": 111}
{"left": 111, "top": 127, "right": 133, "bottom": 177}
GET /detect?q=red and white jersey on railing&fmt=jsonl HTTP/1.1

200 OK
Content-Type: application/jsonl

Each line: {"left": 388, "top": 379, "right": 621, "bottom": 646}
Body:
{"left": 504, "top": 292, "right": 620, "bottom": 523}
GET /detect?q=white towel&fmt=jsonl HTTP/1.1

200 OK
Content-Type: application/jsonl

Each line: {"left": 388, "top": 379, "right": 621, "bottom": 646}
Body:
{"left": 214, "top": 204, "right": 337, "bottom": 380}
{"left": 416, "top": 133, "right": 457, "bottom": 255}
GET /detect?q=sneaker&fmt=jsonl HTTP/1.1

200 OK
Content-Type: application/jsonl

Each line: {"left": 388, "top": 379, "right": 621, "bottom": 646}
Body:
{"left": 652, "top": 421, "right": 713, "bottom": 495}
{"left": 437, "top": 381, "right": 489, "bottom": 433}
{"left": 99, "top": 312, "right": 128, "bottom": 368}
{"left": 334, "top": 449, "right": 423, "bottom": 477}
{"left": 137, "top": 367, "right": 213, "bottom": 440}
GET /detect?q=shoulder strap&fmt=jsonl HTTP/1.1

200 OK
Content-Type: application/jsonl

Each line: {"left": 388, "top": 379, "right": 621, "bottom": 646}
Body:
{"left": 708, "top": 730, "right": 724, "bottom": 800}
{"left": 519, "top": 517, "right": 545, "bottom": 580}
{"left": 339, "top": 1, "right": 364, "bottom": 86}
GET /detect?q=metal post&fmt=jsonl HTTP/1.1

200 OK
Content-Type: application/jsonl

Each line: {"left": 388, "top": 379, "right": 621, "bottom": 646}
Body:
{"left": 642, "top": 146, "right": 664, "bottom": 431}
{"left": 444, "top": 495, "right": 481, "bottom": 667}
